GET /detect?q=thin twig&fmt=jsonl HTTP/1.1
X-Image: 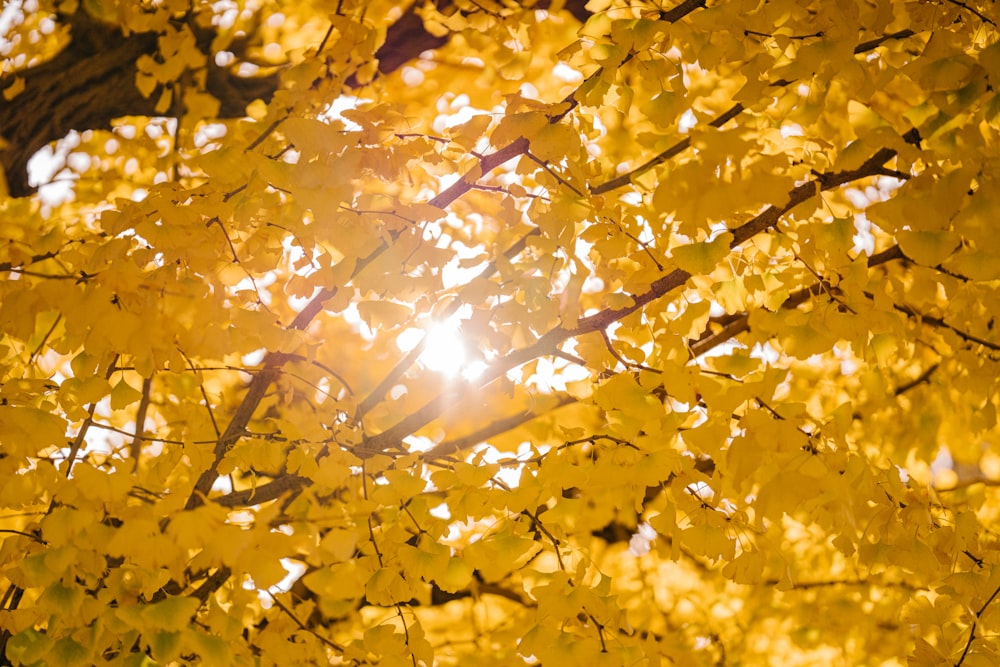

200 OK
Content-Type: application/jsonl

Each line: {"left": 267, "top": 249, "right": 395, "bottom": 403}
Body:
{"left": 956, "top": 583, "right": 1000, "bottom": 665}
{"left": 89, "top": 421, "right": 214, "bottom": 445}
{"left": 246, "top": 115, "right": 287, "bottom": 152}
{"left": 591, "top": 28, "right": 917, "bottom": 195}
{"left": 524, "top": 151, "right": 584, "bottom": 197}
{"left": 521, "top": 508, "right": 565, "bottom": 571}
{"left": 945, "top": 0, "right": 997, "bottom": 26}
{"left": 894, "top": 364, "right": 939, "bottom": 396}
{"left": 64, "top": 355, "right": 119, "bottom": 478}
{"left": 130, "top": 376, "right": 154, "bottom": 471}
{"left": 191, "top": 566, "right": 232, "bottom": 603}
{"left": 267, "top": 591, "right": 345, "bottom": 653}
{"left": 355, "top": 228, "right": 539, "bottom": 419}
{"left": 358, "top": 144, "right": 907, "bottom": 458}
{"left": 0, "top": 529, "right": 46, "bottom": 544}
{"left": 28, "top": 313, "right": 62, "bottom": 365}
{"left": 424, "top": 394, "right": 577, "bottom": 460}
{"left": 177, "top": 348, "right": 222, "bottom": 438}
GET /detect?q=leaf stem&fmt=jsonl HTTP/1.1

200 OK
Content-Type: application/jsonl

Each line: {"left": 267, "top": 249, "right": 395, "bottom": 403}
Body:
{"left": 956, "top": 583, "right": 1000, "bottom": 665}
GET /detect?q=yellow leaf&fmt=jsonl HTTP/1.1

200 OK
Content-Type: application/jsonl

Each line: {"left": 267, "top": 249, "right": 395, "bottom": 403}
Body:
{"left": 943, "top": 250, "right": 1000, "bottom": 281}
{"left": 722, "top": 550, "right": 764, "bottom": 584}
{"left": 135, "top": 67, "right": 157, "bottom": 98}
{"left": 142, "top": 596, "right": 200, "bottom": 632}
{"left": 110, "top": 378, "right": 143, "bottom": 409}
{"left": 447, "top": 114, "right": 492, "bottom": 150}
{"left": 357, "top": 300, "right": 412, "bottom": 330}
{"left": 365, "top": 567, "right": 414, "bottom": 606}
{"left": 318, "top": 528, "right": 359, "bottom": 562}
{"left": 680, "top": 524, "right": 734, "bottom": 561}
{"left": 531, "top": 572, "right": 575, "bottom": 621}
{"left": 672, "top": 233, "right": 733, "bottom": 275}
{"left": 710, "top": 351, "right": 760, "bottom": 377}
{"left": 491, "top": 111, "right": 547, "bottom": 148}
{"left": 37, "top": 581, "right": 84, "bottom": 618}
{"left": 897, "top": 230, "right": 958, "bottom": 266}
{"left": 48, "top": 637, "right": 90, "bottom": 667}
{"left": 149, "top": 631, "right": 183, "bottom": 663}
{"left": 398, "top": 539, "right": 450, "bottom": 583}
{"left": 435, "top": 557, "right": 473, "bottom": 593}
{"left": 372, "top": 468, "right": 426, "bottom": 504}
{"left": 0, "top": 406, "right": 67, "bottom": 457}
{"left": 5, "top": 629, "right": 52, "bottom": 666}
{"left": 463, "top": 532, "right": 541, "bottom": 582}
{"left": 304, "top": 561, "right": 368, "bottom": 601}
{"left": 797, "top": 452, "right": 828, "bottom": 478}
{"left": 601, "top": 292, "right": 633, "bottom": 309}
{"left": 639, "top": 91, "right": 682, "bottom": 128}
{"left": 811, "top": 217, "right": 856, "bottom": 261}
{"left": 192, "top": 633, "right": 230, "bottom": 664}
{"left": 531, "top": 122, "right": 580, "bottom": 162}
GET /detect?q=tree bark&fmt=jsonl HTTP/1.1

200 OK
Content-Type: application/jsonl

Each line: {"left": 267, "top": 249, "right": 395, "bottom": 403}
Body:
{"left": 0, "top": 1, "right": 591, "bottom": 197}
{"left": 0, "top": 9, "right": 280, "bottom": 197}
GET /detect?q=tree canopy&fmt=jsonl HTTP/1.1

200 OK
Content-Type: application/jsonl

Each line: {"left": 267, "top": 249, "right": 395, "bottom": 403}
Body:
{"left": 2, "top": 0, "right": 1000, "bottom": 664}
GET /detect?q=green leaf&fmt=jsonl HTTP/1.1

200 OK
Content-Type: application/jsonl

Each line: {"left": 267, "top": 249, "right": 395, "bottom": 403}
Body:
{"left": 49, "top": 636, "right": 91, "bottom": 667}
{"left": 149, "top": 631, "right": 183, "bottom": 663}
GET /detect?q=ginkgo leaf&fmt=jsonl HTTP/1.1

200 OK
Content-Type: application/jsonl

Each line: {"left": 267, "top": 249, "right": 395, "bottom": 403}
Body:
{"left": 943, "top": 250, "right": 1000, "bottom": 281}
{"left": 435, "top": 556, "right": 473, "bottom": 593}
{"left": 463, "top": 532, "right": 542, "bottom": 582}
{"left": 4, "top": 629, "right": 51, "bottom": 666}
{"left": 148, "top": 631, "right": 183, "bottom": 663}
{"left": 192, "top": 633, "right": 230, "bottom": 665}
{"left": 110, "top": 378, "right": 144, "bottom": 409}
{"left": 366, "top": 567, "right": 415, "bottom": 606}
{"left": 897, "top": 230, "right": 959, "bottom": 266}
{"left": 671, "top": 233, "right": 733, "bottom": 275}
{"left": 357, "top": 300, "right": 413, "bottom": 330}
{"left": 398, "top": 540, "right": 450, "bottom": 583}
{"left": 303, "top": 561, "right": 368, "bottom": 601}
{"left": 143, "top": 596, "right": 200, "bottom": 632}
{"left": 5, "top": 1, "right": 1000, "bottom": 665}
{"left": 47, "top": 637, "right": 90, "bottom": 667}
{"left": 0, "top": 406, "right": 67, "bottom": 457}
{"left": 722, "top": 549, "right": 764, "bottom": 584}
{"left": 811, "top": 217, "right": 856, "bottom": 261}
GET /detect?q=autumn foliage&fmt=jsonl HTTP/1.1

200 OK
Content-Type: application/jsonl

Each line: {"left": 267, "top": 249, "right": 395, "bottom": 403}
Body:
{"left": 2, "top": 0, "right": 1000, "bottom": 664}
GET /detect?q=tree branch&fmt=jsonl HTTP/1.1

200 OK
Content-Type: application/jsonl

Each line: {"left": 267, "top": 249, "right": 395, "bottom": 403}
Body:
{"left": 591, "top": 28, "right": 918, "bottom": 196}
{"left": 215, "top": 473, "right": 308, "bottom": 507}
{"left": 688, "top": 244, "right": 905, "bottom": 356}
{"left": 129, "top": 376, "right": 153, "bottom": 471}
{"left": 425, "top": 393, "right": 578, "bottom": 460}
{"left": 355, "top": 144, "right": 905, "bottom": 457}
{"left": 956, "top": 582, "right": 1000, "bottom": 665}
{"left": 1, "top": 1, "right": 599, "bottom": 197}
{"left": 0, "top": 10, "right": 279, "bottom": 197}
{"left": 186, "top": 137, "right": 533, "bottom": 509}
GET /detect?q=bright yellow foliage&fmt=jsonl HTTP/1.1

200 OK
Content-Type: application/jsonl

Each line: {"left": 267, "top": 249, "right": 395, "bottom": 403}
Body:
{"left": 2, "top": 0, "right": 1000, "bottom": 665}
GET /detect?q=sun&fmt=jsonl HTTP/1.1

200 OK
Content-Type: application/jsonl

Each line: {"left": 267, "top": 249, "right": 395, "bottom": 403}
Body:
{"left": 398, "top": 320, "right": 487, "bottom": 380}
{"left": 420, "top": 322, "right": 467, "bottom": 376}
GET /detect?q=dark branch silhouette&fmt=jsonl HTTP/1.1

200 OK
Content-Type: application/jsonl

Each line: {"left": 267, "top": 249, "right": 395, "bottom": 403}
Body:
{"left": 0, "top": 1, "right": 591, "bottom": 197}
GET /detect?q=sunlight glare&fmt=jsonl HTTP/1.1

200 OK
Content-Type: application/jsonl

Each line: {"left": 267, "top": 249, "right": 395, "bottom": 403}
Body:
{"left": 398, "top": 321, "right": 486, "bottom": 380}
{"left": 422, "top": 322, "right": 468, "bottom": 376}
